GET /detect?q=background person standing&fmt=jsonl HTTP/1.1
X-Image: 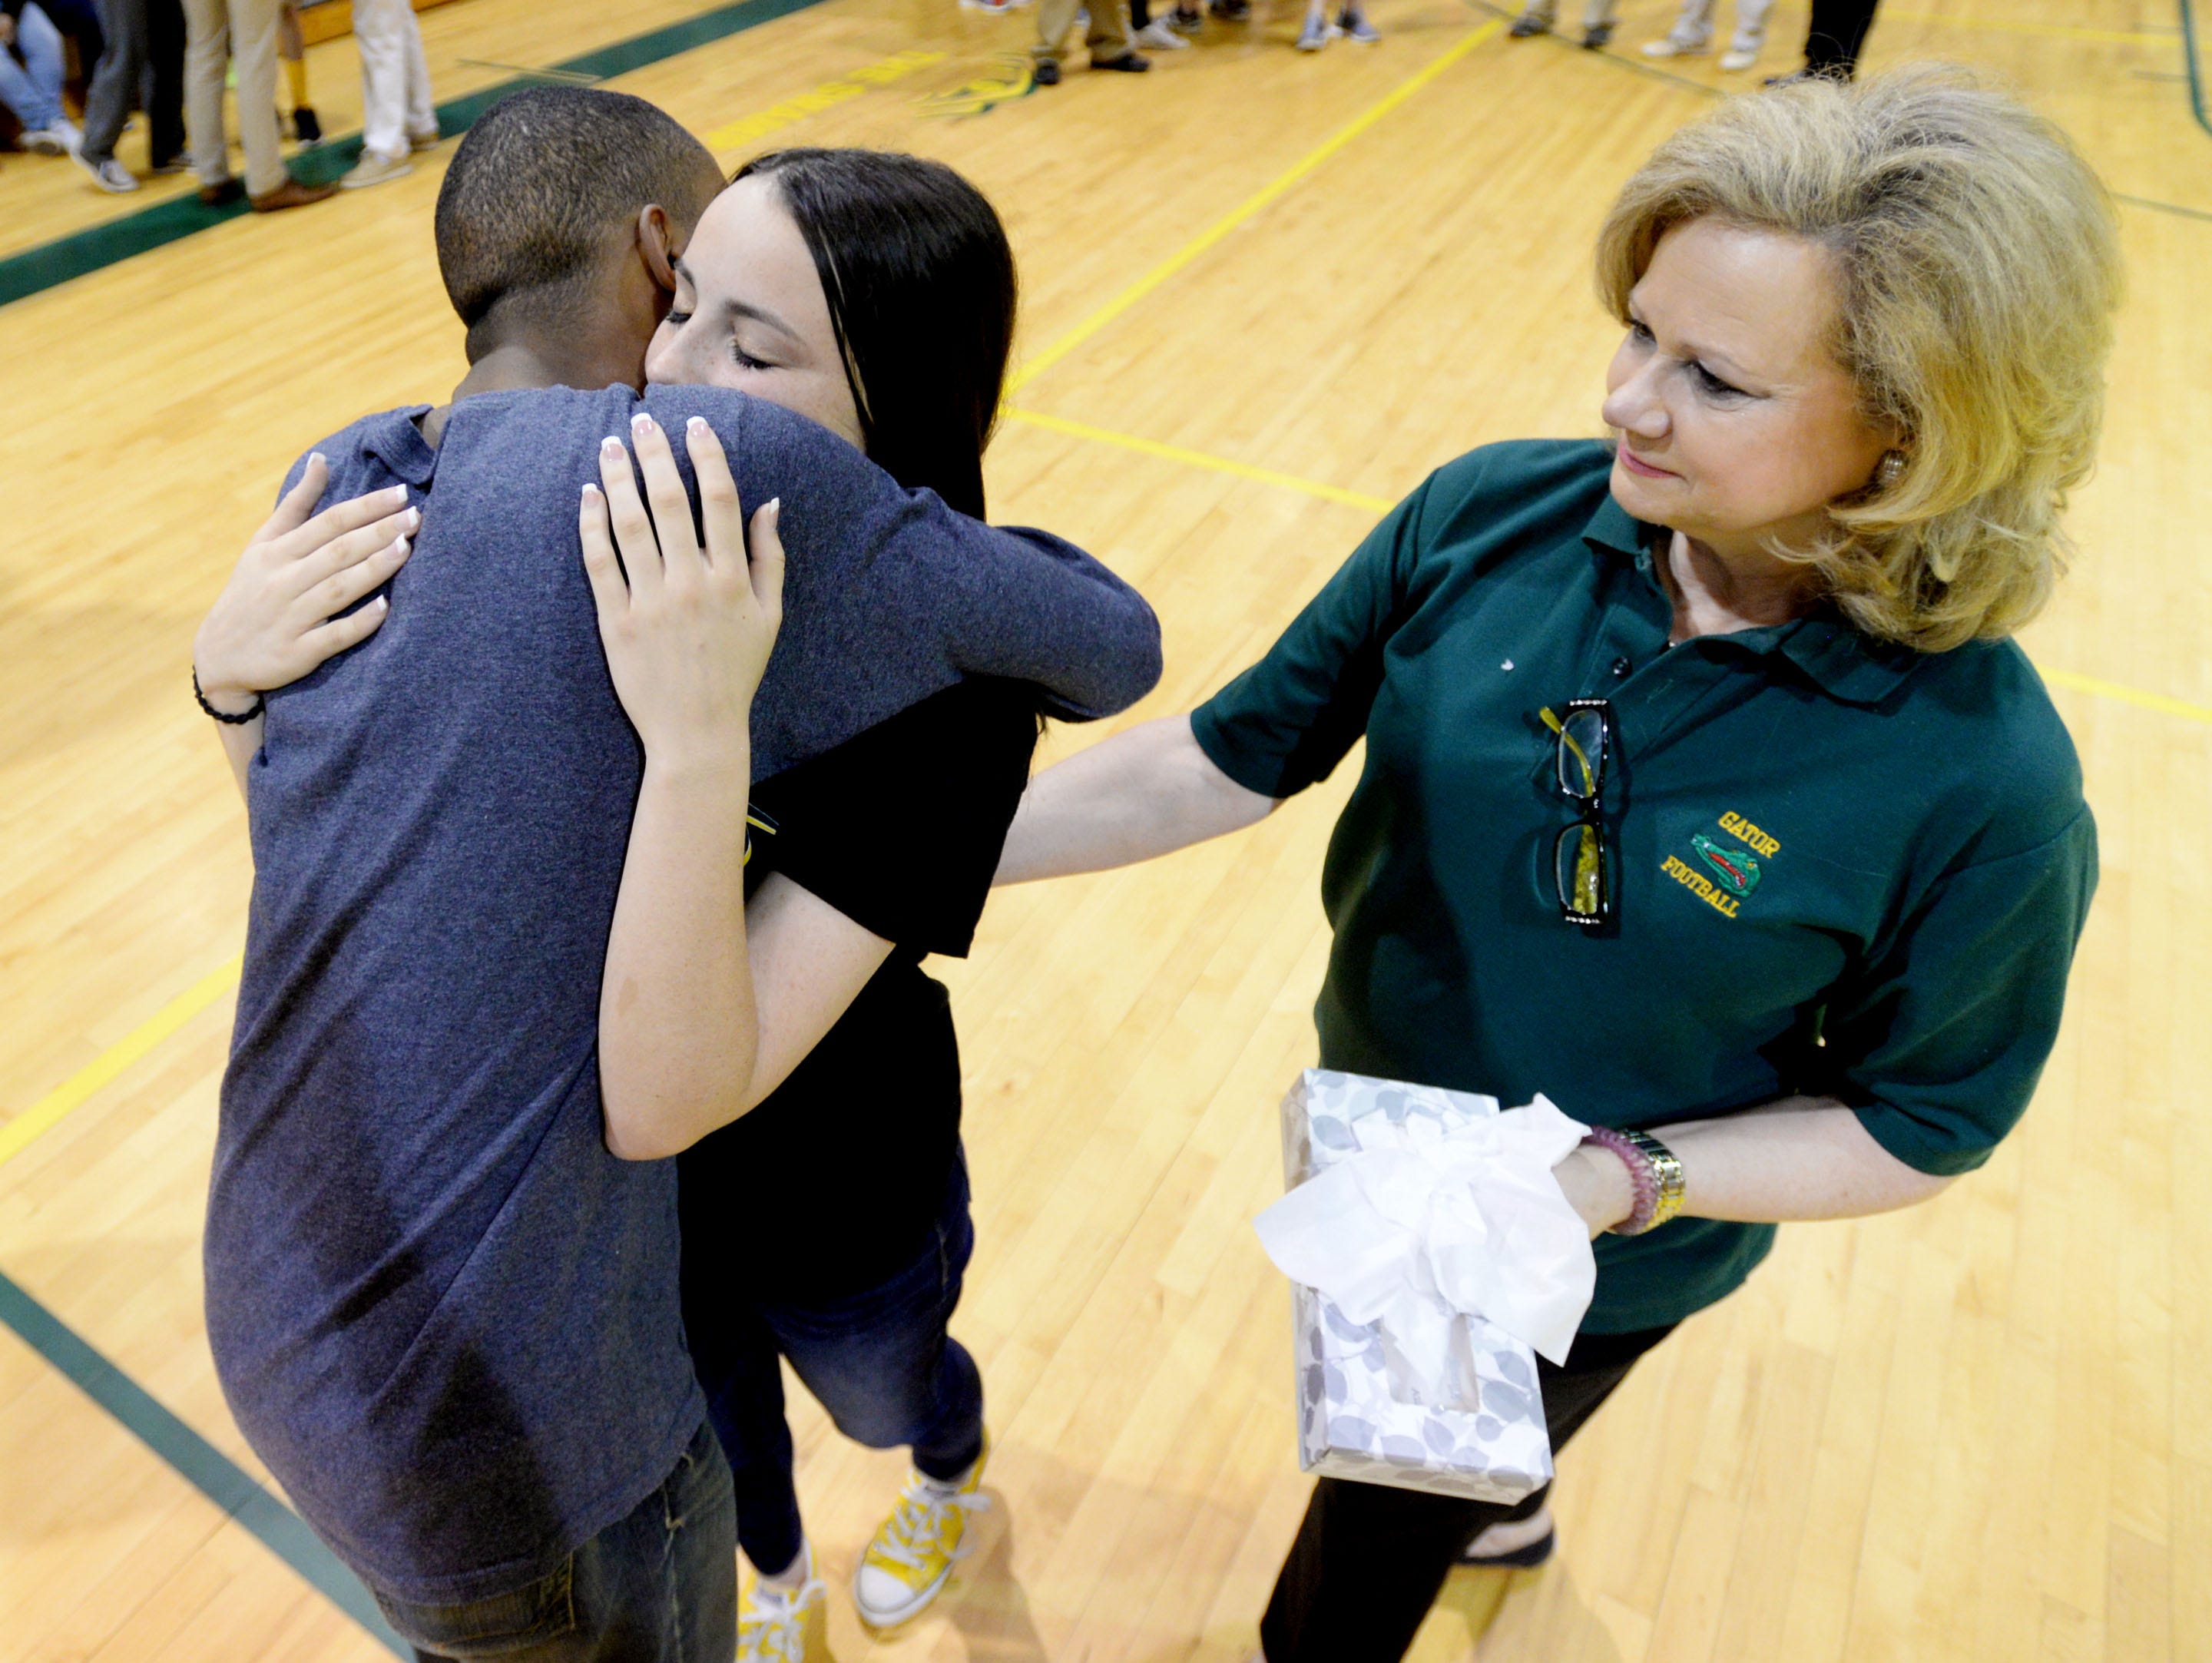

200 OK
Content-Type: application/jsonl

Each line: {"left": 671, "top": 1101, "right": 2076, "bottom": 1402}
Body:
{"left": 180, "top": 0, "right": 331, "bottom": 208}
{"left": 340, "top": 0, "right": 437, "bottom": 189}
{"left": 66, "top": 0, "right": 184, "bottom": 194}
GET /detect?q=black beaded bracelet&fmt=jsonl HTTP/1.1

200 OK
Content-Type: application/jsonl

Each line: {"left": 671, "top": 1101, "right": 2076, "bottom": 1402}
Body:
{"left": 192, "top": 667, "right": 265, "bottom": 724}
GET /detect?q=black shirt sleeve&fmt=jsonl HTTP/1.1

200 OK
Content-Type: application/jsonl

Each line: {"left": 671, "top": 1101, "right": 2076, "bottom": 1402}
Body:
{"left": 746, "top": 677, "right": 1041, "bottom": 957}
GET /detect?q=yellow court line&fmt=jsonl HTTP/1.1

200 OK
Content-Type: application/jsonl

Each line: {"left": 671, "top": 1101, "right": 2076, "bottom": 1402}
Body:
{"left": 1004, "top": 408, "right": 1396, "bottom": 512}
{"left": 1006, "top": 18, "right": 1504, "bottom": 394}
{"left": 2038, "top": 667, "right": 2212, "bottom": 727}
{"left": 0, "top": 956, "right": 243, "bottom": 1170}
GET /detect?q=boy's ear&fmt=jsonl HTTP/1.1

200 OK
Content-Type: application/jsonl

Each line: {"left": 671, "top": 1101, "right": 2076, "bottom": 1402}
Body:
{"left": 636, "top": 204, "right": 680, "bottom": 295}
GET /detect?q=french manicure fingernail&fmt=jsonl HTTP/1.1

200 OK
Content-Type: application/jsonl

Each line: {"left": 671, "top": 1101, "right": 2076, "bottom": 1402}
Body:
{"left": 403, "top": 508, "right": 421, "bottom": 530}
{"left": 582, "top": 482, "right": 601, "bottom": 499}
{"left": 632, "top": 412, "right": 654, "bottom": 432}
{"left": 687, "top": 416, "right": 707, "bottom": 434}
{"left": 602, "top": 436, "right": 622, "bottom": 454}
{"left": 309, "top": 451, "right": 326, "bottom": 468}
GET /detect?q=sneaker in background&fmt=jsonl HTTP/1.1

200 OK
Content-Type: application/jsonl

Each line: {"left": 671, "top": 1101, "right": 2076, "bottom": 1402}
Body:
{"left": 1134, "top": 18, "right": 1189, "bottom": 48}
{"left": 852, "top": 1437, "right": 992, "bottom": 1628}
{"left": 1581, "top": 20, "right": 1613, "bottom": 47}
{"left": 1295, "top": 15, "right": 1339, "bottom": 49}
{"left": 341, "top": 148, "right": 414, "bottom": 189}
{"left": 1641, "top": 34, "right": 1707, "bottom": 57}
{"left": 1339, "top": 11, "right": 1379, "bottom": 41}
{"left": 75, "top": 151, "right": 139, "bottom": 192}
{"left": 406, "top": 125, "right": 442, "bottom": 151}
{"left": 1718, "top": 45, "right": 1757, "bottom": 69}
{"left": 1508, "top": 12, "right": 1549, "bottom": 37}
{"left": 293, "top": 105, "right": 323, "bottom": 143}
{"left": 20, "top": 118, "right": 80, "bottom": 155}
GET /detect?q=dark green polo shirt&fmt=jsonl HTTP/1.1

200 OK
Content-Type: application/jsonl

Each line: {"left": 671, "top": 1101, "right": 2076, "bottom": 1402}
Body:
{"left": 1194, "top": 439, "right": 2095, "bottom": 1334}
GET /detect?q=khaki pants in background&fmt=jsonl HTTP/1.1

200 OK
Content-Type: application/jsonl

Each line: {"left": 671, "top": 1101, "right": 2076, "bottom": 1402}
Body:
{"left": 182, "top": 0, "right": 283, "bottom": 196}
{"left": 353, "top": 0, "right": 435, "bottom": 161}
{"left": 1033, "top": 0, "right": 1134, "bottom": 65}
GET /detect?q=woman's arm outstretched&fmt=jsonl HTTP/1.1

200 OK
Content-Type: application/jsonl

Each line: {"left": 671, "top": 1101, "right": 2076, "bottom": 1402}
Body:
{"left": 994, "top": 714, "right": 1277, "bottom": 885}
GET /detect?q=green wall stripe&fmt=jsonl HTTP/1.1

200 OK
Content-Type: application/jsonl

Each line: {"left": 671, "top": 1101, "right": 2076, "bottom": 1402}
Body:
{"left": 0, "top": 1267, "right": 409, "bottom": 1656}
{"left": 0, "top": 0, "right": 832, "bottom": 310}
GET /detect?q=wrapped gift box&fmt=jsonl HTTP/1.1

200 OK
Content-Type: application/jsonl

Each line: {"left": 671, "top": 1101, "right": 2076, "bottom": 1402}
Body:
{"left": 1277, "top": 1068, "right": 1557, "bottom": 1504}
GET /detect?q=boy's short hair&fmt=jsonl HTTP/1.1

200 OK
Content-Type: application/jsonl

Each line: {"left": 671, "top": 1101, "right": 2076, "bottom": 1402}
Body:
{"left": 434, "top": 87, "right": 720, "bottom": 343}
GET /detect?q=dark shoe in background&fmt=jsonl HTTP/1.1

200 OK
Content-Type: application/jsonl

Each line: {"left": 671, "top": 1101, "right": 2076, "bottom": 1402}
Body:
{"left": 249, "top": 177, "right": 338, "bottom": 211}
{"left": 293, "top": 105, "right": 323, "bottom": 144}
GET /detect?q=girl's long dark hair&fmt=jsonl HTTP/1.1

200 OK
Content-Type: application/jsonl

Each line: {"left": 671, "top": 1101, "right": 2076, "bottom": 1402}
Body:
{"left": 730, "top": 148, "right": 1017, "bottom": 522}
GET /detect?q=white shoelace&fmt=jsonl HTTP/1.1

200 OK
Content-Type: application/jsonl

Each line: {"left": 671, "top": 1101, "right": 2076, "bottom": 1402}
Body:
{"left": 872, "top": 1480, "right": 992, "bottom": 1572}
{"left": 742, "top": 1549, "right": 825, "bottom": 1663}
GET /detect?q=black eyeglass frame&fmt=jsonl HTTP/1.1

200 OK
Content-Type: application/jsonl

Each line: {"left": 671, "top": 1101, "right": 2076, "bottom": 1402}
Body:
{"left": 1547, "top": 696, "right": 1617, "bottom": 930}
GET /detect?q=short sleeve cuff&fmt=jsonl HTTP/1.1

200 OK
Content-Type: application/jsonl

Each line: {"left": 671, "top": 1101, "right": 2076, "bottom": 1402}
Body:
{"left": 1851, "top": 1101, "right": 1999, "bottom": 1179}
{"left": 1189, "top": 701, "right": 1303, "bottom": 800}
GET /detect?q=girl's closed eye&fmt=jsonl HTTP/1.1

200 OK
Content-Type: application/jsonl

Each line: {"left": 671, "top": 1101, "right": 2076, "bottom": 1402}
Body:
{"left": 730, "top": 339, "right": 773, "bottom": 371}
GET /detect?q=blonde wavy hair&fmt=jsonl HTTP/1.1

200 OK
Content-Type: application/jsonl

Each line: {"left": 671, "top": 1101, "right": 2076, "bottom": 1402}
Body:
{"left": 1594, "top": 66, "right": 2122, "bottom": 651}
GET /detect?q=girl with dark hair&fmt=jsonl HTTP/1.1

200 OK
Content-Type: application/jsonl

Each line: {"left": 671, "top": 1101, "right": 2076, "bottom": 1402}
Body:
{"left": 637, "top": 147, "right": 1038, "bottom": 1659}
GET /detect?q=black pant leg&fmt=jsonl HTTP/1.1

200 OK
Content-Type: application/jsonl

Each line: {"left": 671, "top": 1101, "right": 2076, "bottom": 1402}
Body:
{"left": 1803, "top": 0, "right": 1877, "bottom": 76}
{"left": 1257, "top": 1324, "right": 1676, "bottom": 1663}
{"left": 143, "top": 0, "right": 185, "bottom": 164}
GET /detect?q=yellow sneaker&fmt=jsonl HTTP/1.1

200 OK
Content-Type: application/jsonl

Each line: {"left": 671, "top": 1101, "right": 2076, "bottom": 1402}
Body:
{"left": 738, "top": 1540, "right": 830, "bottom": 1662}
{"left": 851, "top": 1435, "right": 991, "bottom": 1628}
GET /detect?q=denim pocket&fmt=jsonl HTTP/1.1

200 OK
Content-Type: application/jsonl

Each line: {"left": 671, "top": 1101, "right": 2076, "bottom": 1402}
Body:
{"left": 375, "top": 1557, "right": 578, "bottom": 1658}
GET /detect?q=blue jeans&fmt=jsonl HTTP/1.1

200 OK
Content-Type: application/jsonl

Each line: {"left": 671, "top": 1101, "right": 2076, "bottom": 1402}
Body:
{"left": 372, "top": 1420, "right": 737, "bottom": 1663}
{"left": 0, "top": 4, "right": 65, "bottom": 133}
{"left": 687, "top": 1159, "right": 986, "bottom": 1576}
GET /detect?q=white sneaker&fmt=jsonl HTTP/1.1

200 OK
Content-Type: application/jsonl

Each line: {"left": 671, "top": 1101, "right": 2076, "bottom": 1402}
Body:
{"left": 73, "top": 151, "right": 138, "bottom": 192}
{"left": 1296, "top": 14, "right": 1340, "bottom": 49}
{"left": 1641, "top": 35, "right": 1707, "bottom": 57}
{"left": 1719, "top": 45, "right": 1757, "bottom": 69}
{"left": 1134, "top": 17, "right": 1189, "bottom": 45}
{"left": 341, "top": 148, "right": 414, "bottom": 189}
{"left": 21, "top": 118, "right": 80, "bottom": 156}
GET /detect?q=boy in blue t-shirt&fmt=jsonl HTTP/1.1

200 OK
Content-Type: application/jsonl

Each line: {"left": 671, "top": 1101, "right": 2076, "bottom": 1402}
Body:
{"left": 193, "top": 88, "right": 1158, "bottom": 1661}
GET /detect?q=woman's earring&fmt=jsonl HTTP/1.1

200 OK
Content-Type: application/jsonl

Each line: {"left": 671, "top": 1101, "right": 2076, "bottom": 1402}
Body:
{"left": 1875, "top": 450, "right": 1907, "bottom": 490}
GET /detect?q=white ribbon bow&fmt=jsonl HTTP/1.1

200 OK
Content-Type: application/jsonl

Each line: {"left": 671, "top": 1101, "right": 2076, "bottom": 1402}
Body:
{"left": 1254, "top": 1095, "right": 1597, "bottom": 1393}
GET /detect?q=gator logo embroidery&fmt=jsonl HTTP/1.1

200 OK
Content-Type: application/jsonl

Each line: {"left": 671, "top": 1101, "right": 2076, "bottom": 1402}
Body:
{"left": 1690, "top": 832, "right": 1761, "bottom": 898}
{"left": 1661, "top": 813, "right": 1779, "bottom": 919}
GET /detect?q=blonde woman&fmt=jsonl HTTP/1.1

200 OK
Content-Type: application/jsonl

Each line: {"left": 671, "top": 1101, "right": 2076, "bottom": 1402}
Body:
{"left": 994, "top": 67, "right": 2121, "bottom": 1659}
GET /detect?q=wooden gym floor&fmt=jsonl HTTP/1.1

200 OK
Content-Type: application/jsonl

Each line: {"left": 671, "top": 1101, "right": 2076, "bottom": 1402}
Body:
{"left": 2, "top": 2, "right": 2207, "bottom": 1658}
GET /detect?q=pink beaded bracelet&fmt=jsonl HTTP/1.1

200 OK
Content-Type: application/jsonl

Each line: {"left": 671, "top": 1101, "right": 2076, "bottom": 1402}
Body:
{"left": 1579, "top": 1126, "right": 1685, "bottom": 1235}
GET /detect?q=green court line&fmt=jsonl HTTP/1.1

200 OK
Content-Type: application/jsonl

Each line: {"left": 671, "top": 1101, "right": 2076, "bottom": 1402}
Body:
{"left": 0, "top": 0, "right": 831, "bottom": 310}
{"left": 2114, "top": 190, "right": 2212, "bottom": 223}
{"left": 2185, "top": 0, "right": 2212, "bottom": 140}
{"left": 0, "top": 1267, "right": 408, "bottom": 1655}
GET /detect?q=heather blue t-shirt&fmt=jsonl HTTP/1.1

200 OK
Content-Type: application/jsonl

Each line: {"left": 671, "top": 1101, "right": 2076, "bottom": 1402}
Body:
{"left": 206, "top": 384, "right": 1160, "bottom": 1605}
